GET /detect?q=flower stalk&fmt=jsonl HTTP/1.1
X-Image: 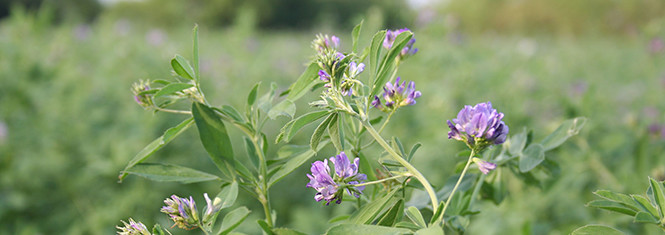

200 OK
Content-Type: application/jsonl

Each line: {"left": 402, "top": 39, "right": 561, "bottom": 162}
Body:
{"left": 440, "top": 149, "right": 476, "bottom": 223}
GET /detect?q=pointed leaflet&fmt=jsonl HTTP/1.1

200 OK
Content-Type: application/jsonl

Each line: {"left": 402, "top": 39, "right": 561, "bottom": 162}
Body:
{"left": 153, "top": 83, "right": 194, "bottom": 98}
{"left": 244, "top": 137, "right": 260, "bottom": 169}
{"left": 192, "top": 102, "right": 234, "bottom": 172}
{"left": 124, "top": 163, "right": 220, "bottom": 184}
{"left": 218, "top": 207, "right": 251, "bottom": 235}
{"left": 369, "top": 30, "right": 387, "bottom": 82}
{"left": 405, "top": 206, "right": 427, "bottom": 229}
{"left": 519, "top": 144, "right": 545, "bottom": 172}
{"left": 171, "top": 54, "right": 196, "bottom": 80}
{"left": 286, "top": 63, "right": 320, "bottom": 101}
{"left": 371, "top": 31, "right": 413, "bottom": 99}
{"left": 586, "top": 200, "right": 637, "bottom": 216}
{"left": 350, "top": 190, "right": 399, "bottom": 224}
{"left": 649, "top": 177, "right": 665, "bottom": 218}
{"left": 268, "top": 141, "right": 329, "bottom": 187}
{"left": 216, "top": 181, "right": 239, "bottom": 210}
{"left": 278, "top": 110, "right": 330, "bottom": 143}
{"left": 268, "top": 99, "right": 296, "bottom": 120}
{"left": 352, "top": 20, "right": 363, "bottom": 53}
{"left": 541, "top": 117, "right": 586, "bottom": 151}
{"left": 377, "top": 199, "right": 404, "bottom": 226}
{"left": 632, "top": 195, "right": 659, "bottom": 218}
{"left": 119, "top": 117, "right": 194, "bottom": 181}
{"left": 310, "top": 113, "right": 336, "bottom": 150}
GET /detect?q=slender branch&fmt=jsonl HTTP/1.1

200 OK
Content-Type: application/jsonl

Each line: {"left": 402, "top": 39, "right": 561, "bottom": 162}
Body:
{"left": 350, "top": 173, "right": 412, "bottom": 187}
{"left": 361, "top": 120, "right": 439, "bottom": 212}
{"left": 154, "top": 107, "right": 192, "bottom": 115}
{"left": 440, "top": 149, "right": 475, "bottom": 223}
{"left": 377, "top": 110, "right": 396, "bottom": 134}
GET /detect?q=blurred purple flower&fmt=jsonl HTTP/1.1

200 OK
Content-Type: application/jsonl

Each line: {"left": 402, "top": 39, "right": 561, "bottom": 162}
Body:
{"left": 307, "top": 152, "right": 366, "bottom": 205}
{"left": 313, "top": 34, "right": 340, "bottom": 52}
{"left": 0, "top": 121, "right": 6, "bottom": 144}
{"left": 447, "top": 102, "right": 509, "bottom": 151}
{"left": 649, "top": 38, "right": 664, "bottom": 54}
{"left": 372, "top": 77, "right": 421, "bottom": 111}
{"left": 73, "top": 24, "right": 91, "bottom": 41}
{"left": 347, "top": 62, "right": 365, "bottom": 78}
{"left": 472, "top": 157, "right": 497, "bottom": 174}
{"left": 384, "top": 28, "right": 418, "bottom": 58}
{"left": 146, "top": 29, "right": 167, "bottom": 46}
{"left": 319, "top": 70, "right": 331, "bottom": 82}
{"left": 116, "top": 218, "right": 151, "bottom": 235}
{"left": 161, "top": 195, "right": 199, "bottom": 229}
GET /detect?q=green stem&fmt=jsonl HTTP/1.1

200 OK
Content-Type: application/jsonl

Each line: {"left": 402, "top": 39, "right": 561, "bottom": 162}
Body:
{"left": 153, "top": 107, "right": 192, "bottom": 115}
{"left": 377, "top": 110, "right": 396, "bottom": 134}
{"left": 361, "top": 120, "right": 439, "bottom": 212}
{"left": 440, "top": 149, "right": 475, "bottom": 222}
{"left": 351, "top": 173, "right": 412, "bottom": 187}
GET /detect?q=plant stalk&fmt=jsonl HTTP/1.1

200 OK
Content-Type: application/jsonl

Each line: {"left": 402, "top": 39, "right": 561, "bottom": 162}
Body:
{"left": 440, "top": 149, "right": 475, "bottom": 223}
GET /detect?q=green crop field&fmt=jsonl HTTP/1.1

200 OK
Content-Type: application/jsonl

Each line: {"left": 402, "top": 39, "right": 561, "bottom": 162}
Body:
{"left": 1, "top": 3, "right": 665, "bottom": 234}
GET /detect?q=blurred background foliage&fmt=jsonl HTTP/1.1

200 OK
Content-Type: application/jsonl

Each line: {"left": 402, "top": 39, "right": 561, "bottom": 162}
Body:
{"left": 1, "top": 0, "right": 665, "bottom": 234}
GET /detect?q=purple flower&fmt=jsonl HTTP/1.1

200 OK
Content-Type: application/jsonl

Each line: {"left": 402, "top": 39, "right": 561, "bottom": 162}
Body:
{"left": 131, "top": 80, "right": 152, "bottom": 108}
{"left": 306, "top": 152, "right": 367, "bottom": 205}
{"left": 372, "top": 77, "right": 421, "bottom": 111}
{"left": 319, "top": 70, "right": 331, "bottom": 82}
{"left": 472, "top": 157, "right": 497, "bottom": 174}
{"left": 202, "top": 193, "right": 223, "bottom": 225}
{"left": 384, "top": 28, "right": 418, "bottom": 58}
{"left": 161, "top": 195, "right": 199, "bottom": 230}
{"left": 313, "top": 34, "right": 340, "bottom": 52}
{"left": 116, "top": 218, "right": 151, "bottom": 235}
{"left": 347, "top": 62, "right": 365, "bottom": 79}
{"left": 447, "top": 102, "right": 509, "bottom": 151}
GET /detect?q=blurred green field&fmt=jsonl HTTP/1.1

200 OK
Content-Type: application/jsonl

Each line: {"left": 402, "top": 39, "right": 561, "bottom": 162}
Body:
{"left": 1, "top": 3, "right": 665, "bottom": 235}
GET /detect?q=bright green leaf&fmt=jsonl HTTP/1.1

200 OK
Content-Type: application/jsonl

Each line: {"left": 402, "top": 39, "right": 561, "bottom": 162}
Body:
{"left": 593, "top": 190, "right": 641, "bottom": 211}
{"left": 571, "top": 225, "right": 623, "bottom": 235}
{"left": 268, "top": 141, "right": 328, "bottom": 187}
{"left": 286, "top": 63, "right": 319, "bottom": 101}
{"left": 247, "top": 82, "right": 260, "bottom": 108}
{"left": 244, "top": 137, "right": 259, "bottom": 169}
{"left": 649, "top": 177, "right": 665, "bottom": 218}
{"left": 256, "top": 220, "right": 273, "bottom": 235}
{"left": 350, "top": 190, "right": 399, "bottom": 224}
{"left": 119, "top": 117, "right": 194, "bottom": 182}
{"left": 508, "top": 128, "right": 527, "bottom": 156}
{"left": 280, "top": 110, "right": 330, "bottom": 143}
{"left": 586, "top": 200, "right": 637, "bottom": 216}
{"left": 369, "top": 30, "right": 386, "bottom": 81}
{"left": 352, "top": 20, "right": 363, "bottom": 53}
{"left": 632, "top": 195, "right": 659, "bottom": 218}
{"left": 326, "top": 224, "right": 411, "bottom": 235}
{"left": 634, "top": 211, "right": 660, "bottom": 224}
{"left": 219, "top": 207, "right": 251, "bottom": 235}
{"left": 328, "top": 113, "right": 344, "bottom": 151}
{"left": 310, "top": 113, "right": 336, "bottom": 150}
{"left": 519, "top": 143, "right": 545, "bottom": 172}
{"left": 268, "top": 100, "right": 296, "bottom": 120}
{"left": 406, "top": 206, "right": 427, "bottom": 228}
{"left": 153, "top": 83, "right": 194, "bottom": 98}
{"left": 541, "top": 117, "right": 586, "bottom": 151}
{"left": 216, "top": 181, "right": 239, "bottom": 210}
{"left": 124, "top": 163, "right": 219, "bottom": 183}
{"left": 171, "top": 54, "right": 196, "bottom": 80}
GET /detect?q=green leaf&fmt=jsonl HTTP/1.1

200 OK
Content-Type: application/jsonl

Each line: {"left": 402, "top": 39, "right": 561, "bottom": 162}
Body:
{"left": 357, "top": 151, "right": 377, "bottom": 181}
{"left": 649, "top": 177, "right": 665, "bottom": 217}
{"left": 244, "top": 137, "right": 259, "bottom": 169}
{"left": 171, "top": 54, "right": 196, "bottom": 80}
{"left": 119, "top": 117, "right": 194, "bottom": 182}
{"left": 124, "top": 163, "right": 219, "bottom": 183}
{"left": 216, "top": 181, "right": 239, "bottom": 210}
{"left": 369, "top": 30, "right": 386, "bottom": 81}
{"left": 328, "top": 215, "right": 351, "bottom": 224}
{"left": 377, "top": 199, "right": 404, "bottom": 226}
{"left": 219, "top": 207, "right": 251, "bottom": 235}
{"left": 405, "top": 206, "right": 427, "bottom": 228}
{"left": 286, "top": 63, "right": 319, "bottom": 101}
{"left": 256, "top": 220, "right": 273, "bottom": 235}
{"left": 247, "top": 82, "right": 260, "bottom": 108}
{"left": 192, "top": 25, "right": 200, "bottom": 82}
{"left": 593, "top": 190, "right": 641, "bottom": 211}
{"left": 508, "top": 128, "right": 527, "bottom": 156}
{"left": 328, "top": 113, "right": 344, "bottom": 151}
{"left": 407, "top": 143, "right": 422, "bottom": 162}
{"left": 153, "top": 83, "right": 194, "bottom": 98}
{"left": 192, "top": 102, "right": 234, "bottom": 172}
{"left": 268, "top": 100, "right": 296, "bottom": 120}
{"left": 586, "top": 200, "right": 637, "bottom": 216}
{"left": 258, "top": 83, "right": 277, "bottom": 113}
{"left": 429, "top": 201, "right": 445, "bottom": 225}
{"left": 350, "top": 190, "right": 399, "bottom": 224}
{"left": 519, "top": 143, "right": 545, "bottom": 172}
{"left": 352, "top": 20, "right": 363, "bottom": 53}
{"left": 310, "top": 113, "right": 336, "bottom": 150}
{"left": 326, "top": 224, "right": 411, "bottom": 235}
{"left": 632, "top": 195, "right": 659, "bottom": 218}
{"left": 395, "top": 221, "right": 421, "bottom": 230}
{"left": 151, "top": 224, "right": 165, "bottom": 235}
{"left": 273, "top": 228, "right": 307, "bottom": 235}
{"left": 634, "top": 211, "right": 660, "bottom": 224}
{"left": 268, "top": 142, "right": 328, "bottom": 187}
{"left": 217, "top": 105, "right": 246, "bottom": 124}
{"left": 571, "top": 225, "right": 623, "bottom": 235}
{"left": 371, "top": 31, "right": 413, "bottom": 99}
{"left": 414, "top": 226, "right": 444, "bottom": 235}
{"left": 392, "top": 137, "right": 406, "bottom": 157}
{"left": 280, "top": 110, "right": 330, "bottom": 143}
{"left": 541, "top": 117, "right": 586, "bottom": 151}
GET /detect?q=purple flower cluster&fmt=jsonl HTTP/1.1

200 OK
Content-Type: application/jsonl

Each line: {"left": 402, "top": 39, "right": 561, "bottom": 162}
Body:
{"left": 313, "top": 34, "right": 340, "bottom": 53}
{"left": 306, "top": 152, "right": 367, "bottom": 205}
{"left": 372, "top": 77, "right": 421, "bottom": 111}
{"left": 384, "top": 28, "right": 418, "bottom": 58}
{"left": 161, "top": 195, "right": 199, "bottom": 229}
{"left": 447, "top": 102, "right": 509, "bottom": 151}
{"left": 116, "top": 218, "right": 151, "bottom": 235}
{"left": 132, "top": 80, "right": 152, "bottom": 108}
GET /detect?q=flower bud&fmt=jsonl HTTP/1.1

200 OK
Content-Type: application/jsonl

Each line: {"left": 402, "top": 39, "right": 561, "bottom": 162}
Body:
{"left": 116, "top": 218, "right": 151, "bottom": 235}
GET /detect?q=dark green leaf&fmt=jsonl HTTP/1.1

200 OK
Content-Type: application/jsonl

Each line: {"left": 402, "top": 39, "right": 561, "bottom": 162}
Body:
{"left": 407, "top": 143, "right": 422, "bottom": 162}
{"left": 634, "top": 211, "right": 659, "bottom": 224}
{"left": 151, "top": 224, "right": 165, "bottom": 235}
{"left": 268, "top": 141, "right": 328, "bottom": 187}
{"left": 268, "top": 100, "right": 296, "bottom": 120}
{"left": 586, "top": 200, "right": 637, "bottom": 216}
{"left": 153, "top": 83, "right": 194, "bottom": 98}
{"left": 328, "top": 113, "right": 344, "bottom": 151}
{"left": 119, "top": 117, "right": 194, "bottom": 182}
{"left": 357, "top": 151, "right": 377, "bottom": 181}
{"left": 192, "top": 102, "right": 234, "bottom": 172}
{"left": 632, "top": 195, "right": 659, "bottom": 218}
{"left": 377, "top": 199, "right": 404, "bottom": 226}
{"left": 541, "top": 117, "right": 586, "bottom": 151}
{"left": 352, "top": 20, "right": 363, "bottom": 53}
{"left": 243, "top": 137, "right": 260, "bottom": 169}
{"left": 310, "top": 113, "right": 336, "bottom": 150}
{"left": 247, "top": 82, "right": 260, "bottom": 107}
{"left": 280, "top": 110, "right": 330, "bottom": 143}
{"left": 392, "top": 137, "right": 406, "bottom": 157}
{"left": 519, "top": 144, "right": 545, "bottom": 172}
{"left": 649, "top": 177, "right": 665, "bottom": 217}
{"left": 124, "top": 163, "right": 219, "bottom": 183}
{"left": 350, "top": 190, "right": 399, "bottom": 224}
{"left": 256, "top": 220, "right": 273, "bottom": 235}
{"left": 219, "top": 207, "right": 251, "bottom": 235}
{"left": 286, "top": 63, "right": 319, "bottom": 101}
{"left": 326, "top": 224, "right": 411, "bottom": 235}
{"left": 571, "top": 225, "right": 623, "bottom": 235}
{"left": 171, "top": 54, "right": 196, "bottom": 80}
{"left": 593, "top": 190, "right": 641, "bottom": 211}
{"left": 217, "top": 105, "right": 246, "bottom": 124}
{"left": 405, "top": 206, "right": 427, "bottom": 228}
